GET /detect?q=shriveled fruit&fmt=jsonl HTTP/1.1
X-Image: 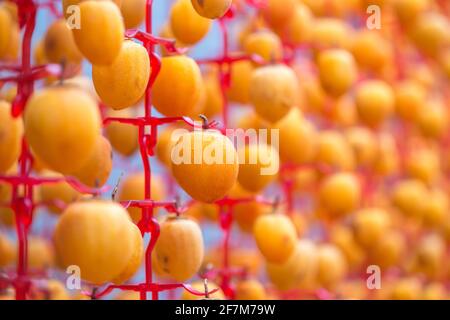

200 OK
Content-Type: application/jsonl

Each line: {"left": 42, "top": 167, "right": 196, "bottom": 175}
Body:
{"left": 105, "top": 109, "right": 139, "bottom": 157}
{"left": 237, "top": 143, "right": 279, "bottom": 193}
{"left": 0, "top": 100, "right": 22, "bottom": 173}
{"left": 181, "top": 280, "right": 224, "bottom": 300}
{"left": 120, "top": 0, "right": 145, "bottom": 29}
{"left": 72, "top": 1, "right": 124, "bottom": 65}
{"left": 170, "top": 0, "right": 211, "bottom": 45}
{"left": 153, "top": 55, "right": 203, "bottom": 117}
{"left": 353, "top": 208, "right": 390, "bottom": 248}
{"left": 235, "top": 279, "right": 267, "bottom": 300}
{"left": 191, "top": 0, "right": 232, "bottom": 19}
{"left": 116, "top": 172, "right": 166, "bottom": 222}
{"left": 318, "top": 172, "right": 360, "bottom": 219}
{"left": 253, "top": 214, "right": 297, "bottom": 264}
{"left": 24, "top": 86, "right": 101, "bottom": 174}
{"left": 272, "top": 108, "right": 317, "bottom": 165}
{"left": 317, "top": 49, "right": 357, "bottom": 97}
{"left": 54, "top": 200, "right": 143, "bottom": 284}
{"left": 38, "top": 170, "right": 82, "bottom": 214}
{"left": 243, "top": 31, "right": 283, "bottom": 63}
{"left": 44, "top": 19, "right": 83, "bottom": 64}
{"left": 170, "top": 130, "right": 239, "bottom": 203}
{"left": 266, "top": 240, "right": 318, "bottom": 291}
{"left": 71, "top": 136, "right": 113, "bottom": 188}
{"left": 355, "top": 80, "right": 394, "bottom": 127}
{"left": 250, "top": 64, "right": 299, "bottom": 123}
{"left": 316, "top": 244, "right": 348, "bottom": 289}
{"left": 154, "top": 216, "right": 204, "bottom": 282}
{"left": 93, "top": 40, "right": 150, "bottom": 110}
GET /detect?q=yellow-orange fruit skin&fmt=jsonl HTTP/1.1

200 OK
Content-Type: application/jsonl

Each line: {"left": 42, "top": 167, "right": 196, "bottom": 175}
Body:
{"left": 272, "top": 108, "right": 317, "bottom": 165}
{"left": 170, "top": 0, "right": 211, "bottom": 45}
{"left": 417, "top": 100, "right": 449, "bottom": 139}
{"left": 353, "top": 208, "right": 390, "bottom": 248}
{"left": 28, "top": 236, "right": 56, "bottom": 269}
{"left": 181, "top": 280, "right": 225, "bottom": 300}
{"left": 266, "top": 240, "right": 318, "bottom": 291}
{"left": 105, "top": 109, "right": 139, "bottom": 157}
{"left": 0, "top": 101, "right": 22, "bottom": 173}
{"left": 62, "top": 0, "right": 122, "bottom": 19}
{"left": 318, "top": 49, "right": 357, "bottom": 97}
{"left": 261, "top": 0, "right": 296, "bottom": 30}
{"left": 38, "top": 170, "right": 82, "bottom": 214}
{"left": 235, "top": 280, "right": 267, "bottom": 300}
{"left": 237, "top": 143, "right": 279, "bottom": 193}
{"left": 117, "top": 172, "right": 165, "bottom": 222}
{"left": 318, "top": 172, "right": 360, "bottom": 219}
{"left": 394, "top": 80, "right": 426, "bottom": 122}
{"left": 170, "top": 130, "right": 239, "bottom": 203}
{"left": 370, "top": 230, "right": 406, "bottom": 269}
{"left": 226, "top": 60, "right": 254, "bottom": 105}
{"left": 351, "top": 30, "right": 391, "bottom": 72}
{"left": 72, "top": 1, "right": 124, "bottom": 65}
{"left": 71, "top": 136, "right": 113, "bottom": 188}
{"left": 24, "top": 86, "right": 101, "bottom": 175}
{"left": 355, "top": 80, "right": 395, "bottom": 128}
{"left": 315, "top": 131, "right": 355, "bottom": 171}
{"left": 250, "top": 64, "right": 299, "bottom": 123}
{"left": 154, "top": 217, "right": 204, "bottom": 282}
{"left": 93, "top": 40, "right": 150, "bottom": 110}
{"left": 0, "top": 234, "right": 15, "bottom": 267}
{"left": 44, "top": 19, "right": 83, "bottom": 64}
{"left": 54, "top": 201, "right": 143, "bottom": 285}
{"left": 0, "top": 7, "right": 12, "bottom": 58}
{"left": 391, "top": 179, "right": 428, "bottom": 220}
{"left": 230, "top": 184, "right": 270, "bottom": 233}
{"left": 316, "top": 244, "right": 348, "bottom": 289}
{"left": 281, "top": 3, "right": 313, "bottom": 46}
{"left": 191, "top": 0, "right": 232, "bottom": 19}
{"left": 243, "top": 31, "right": 283, "bottom": 64}
{"left": 120, "top": 0, "right": 145, "bottom": 29}
{"left": 153, "top": 56, "right": 203, "bottom": 117}
{"left": 344, "top": 127, "right": 377, "bottom": 167}
{"left": 253, "top": 214, "right": 297, "bottom": 264}
{"left": 410, "top": 13, "right": 449, "bottom": 59}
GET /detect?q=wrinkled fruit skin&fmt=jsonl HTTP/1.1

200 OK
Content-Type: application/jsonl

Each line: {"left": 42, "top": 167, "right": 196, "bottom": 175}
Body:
{"left": 93, "top": 40, "right": 150, "bottom": 110}
{"left": 154, "top": 217, "right": 204, "bottom": 282}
